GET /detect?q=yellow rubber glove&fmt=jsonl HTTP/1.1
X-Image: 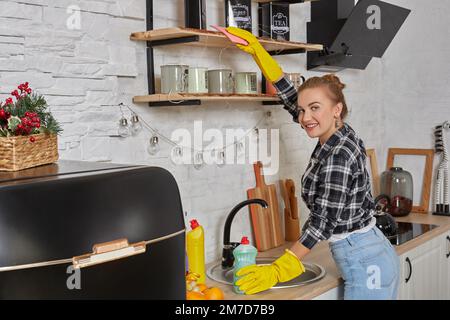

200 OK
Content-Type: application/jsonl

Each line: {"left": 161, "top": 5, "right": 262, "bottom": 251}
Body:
{"left": 235, "top": 249, "right": 305, "bottom": 295}
{"left": 226, "top": 26, "right": 283, "bottom": 83}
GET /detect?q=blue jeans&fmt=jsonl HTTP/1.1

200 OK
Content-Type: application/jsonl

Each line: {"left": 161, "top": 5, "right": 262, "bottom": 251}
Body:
{"left": 329, "top": 226, "right": 400, "bottom": 300}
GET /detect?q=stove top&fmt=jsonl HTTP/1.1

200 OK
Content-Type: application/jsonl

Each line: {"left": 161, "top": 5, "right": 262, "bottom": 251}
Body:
{"left": 387, "top": 222, "right": 438, "bottom": 246}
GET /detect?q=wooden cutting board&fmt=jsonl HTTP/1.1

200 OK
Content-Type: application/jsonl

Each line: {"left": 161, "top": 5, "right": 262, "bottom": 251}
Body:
{"left": 247, "top": 162, "right": 284, "bottom": 251}
{"left": 247, "top": 186, "right": 272, "bottom": 251}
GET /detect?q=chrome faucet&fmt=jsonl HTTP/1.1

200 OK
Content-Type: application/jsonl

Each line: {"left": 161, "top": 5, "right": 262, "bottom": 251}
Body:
{"left": 222, "top": 199, "right": 268, "bottom": 269}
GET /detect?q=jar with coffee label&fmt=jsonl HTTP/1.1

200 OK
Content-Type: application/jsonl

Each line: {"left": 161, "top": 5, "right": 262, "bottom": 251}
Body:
{"left": 225, "top": 0, "right": 252, "bottom": 32}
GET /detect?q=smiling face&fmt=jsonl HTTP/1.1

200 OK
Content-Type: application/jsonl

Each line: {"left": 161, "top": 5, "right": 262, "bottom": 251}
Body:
{"left": 298, "top": 86, "right": 343, "bottom": 145}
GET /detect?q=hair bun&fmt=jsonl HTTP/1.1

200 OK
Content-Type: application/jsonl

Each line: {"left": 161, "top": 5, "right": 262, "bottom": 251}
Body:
{"left": 322, "top": 74, "right": 346, "bottom": 90}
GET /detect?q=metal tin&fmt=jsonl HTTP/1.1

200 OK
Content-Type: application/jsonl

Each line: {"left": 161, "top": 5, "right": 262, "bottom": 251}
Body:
{"left": 208, "top": 69, "right": 234, "bottom": 94}
{"left": 286, "top": 73, "right": 305, "bottom": 89}
{"left": 235, "top": 72, "right": 257, "bottom": 94}
{"left": 161, "top": 64, "right": 189, "bottom": 94}
{"left": 188, "top": 67, "right": 208, "bottom": 93}
{"left": 265, "top": 72, "right": 304, "bottom": 95}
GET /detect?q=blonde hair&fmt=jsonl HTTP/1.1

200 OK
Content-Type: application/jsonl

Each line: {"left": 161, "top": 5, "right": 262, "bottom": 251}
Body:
{"left": 298, "top": 74, "right": 348, "bottom": 120}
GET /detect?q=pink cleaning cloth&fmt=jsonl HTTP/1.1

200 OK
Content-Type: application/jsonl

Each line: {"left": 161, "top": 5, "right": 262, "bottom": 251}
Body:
{"left": 211, "top": 25, "right": 249, "bottom": 46}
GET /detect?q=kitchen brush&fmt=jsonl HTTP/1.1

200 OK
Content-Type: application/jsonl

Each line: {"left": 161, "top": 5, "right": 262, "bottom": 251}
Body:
{"left": 433, "top": 121, "right": 450, "bottom": 215}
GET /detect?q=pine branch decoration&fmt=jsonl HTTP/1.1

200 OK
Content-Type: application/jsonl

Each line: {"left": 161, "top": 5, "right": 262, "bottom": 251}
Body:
{"left": 0, "top": 82, "right": 62, "bottom": 137}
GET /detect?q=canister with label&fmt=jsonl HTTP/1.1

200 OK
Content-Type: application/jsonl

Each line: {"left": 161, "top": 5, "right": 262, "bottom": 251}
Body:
{"left": 225, "top": 0, "right": 252, "bottom": 32}
{"left": 258, "top": 2, "right": 290, "bottom": 41}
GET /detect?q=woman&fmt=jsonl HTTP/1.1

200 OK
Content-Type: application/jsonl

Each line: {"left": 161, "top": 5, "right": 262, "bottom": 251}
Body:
{"left": 227, "top": 27, "right": 400, "bottom": 300}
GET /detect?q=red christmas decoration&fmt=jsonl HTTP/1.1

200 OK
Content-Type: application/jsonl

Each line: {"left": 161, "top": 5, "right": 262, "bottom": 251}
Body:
{"left": 0, "top": 82, "right": 58, "bottom": 137}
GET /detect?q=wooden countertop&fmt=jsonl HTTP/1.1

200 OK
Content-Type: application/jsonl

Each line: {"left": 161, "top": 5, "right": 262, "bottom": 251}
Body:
{"left": 205, "top": 212, "right": 450, "bottom": 300}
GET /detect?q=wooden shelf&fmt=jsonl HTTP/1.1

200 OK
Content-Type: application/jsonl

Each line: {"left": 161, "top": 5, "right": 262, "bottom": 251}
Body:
{"left": 130, "top": 27, "right": 323, "bottom": 53}
{"left": 133, "top": 93, "right": 281, "bottom": 105}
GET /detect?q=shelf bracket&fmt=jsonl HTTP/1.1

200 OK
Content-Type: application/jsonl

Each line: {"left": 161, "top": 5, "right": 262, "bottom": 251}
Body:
{"left": 149, "top": 100, "right": 202, "bottom": 107}
{"left": 268, "top": 48, "right": 306, "bottom": 56}
{"left": 149, "top": 35, "right": 200, "bottom": 47}
{"left": 262, "top": 101, "right": 282, "bottom": 106}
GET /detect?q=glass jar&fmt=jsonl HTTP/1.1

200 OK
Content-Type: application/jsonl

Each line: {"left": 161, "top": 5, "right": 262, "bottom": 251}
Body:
{"left": 380, "top": 167, "right": 413, "bottom": 217}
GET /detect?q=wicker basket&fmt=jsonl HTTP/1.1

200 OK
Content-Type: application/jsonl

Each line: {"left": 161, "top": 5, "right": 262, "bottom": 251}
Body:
{"left": 0, "top": 133, "right": 58, "bottom": 171}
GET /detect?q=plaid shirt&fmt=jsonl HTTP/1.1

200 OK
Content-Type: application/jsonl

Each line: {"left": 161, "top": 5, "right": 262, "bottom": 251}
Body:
{"left": 274, "top": 76, "right": 375, "bottom": 249}
{"left": 273, "top": 76, "right": 301, "bottom": 123}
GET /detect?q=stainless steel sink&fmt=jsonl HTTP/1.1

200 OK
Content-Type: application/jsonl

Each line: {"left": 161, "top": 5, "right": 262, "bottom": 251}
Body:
{"left": 207, "top": 257, "right": 326, "bottom": 289}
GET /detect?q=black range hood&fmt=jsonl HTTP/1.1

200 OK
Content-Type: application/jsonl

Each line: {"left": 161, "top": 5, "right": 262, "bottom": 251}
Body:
{"left": 307, "top": 0, "right": 411, "bottom": 72}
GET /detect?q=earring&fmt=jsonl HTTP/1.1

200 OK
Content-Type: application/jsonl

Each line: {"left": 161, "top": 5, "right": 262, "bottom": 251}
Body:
{"left": 335, "top": 118, "right": 341, "bottom": 128}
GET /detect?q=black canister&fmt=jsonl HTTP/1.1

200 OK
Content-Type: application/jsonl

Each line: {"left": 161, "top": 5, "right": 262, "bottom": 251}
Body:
{"left": 185, "top": 0, "right": 207, "bottom": 29}
{"left": 225, "top": 0, "right": 252, "bottom": 32}
{"left": 380, "top": 167, "right": 414, "bottom": 217}
{"left": 258, "top": 2, "right": 290, "bottom": 41}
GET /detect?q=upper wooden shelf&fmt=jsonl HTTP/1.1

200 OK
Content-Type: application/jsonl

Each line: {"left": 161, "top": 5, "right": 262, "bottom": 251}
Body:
{"left": 130, "top": 27, "right": 323, "bottom": 53}
{"left": 133, "top": 93, "right": 281, "bottom": 105}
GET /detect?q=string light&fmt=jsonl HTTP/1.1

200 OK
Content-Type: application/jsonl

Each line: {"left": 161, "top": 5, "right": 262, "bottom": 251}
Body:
{"left": 130, "top": 113, "right": 143, "bottom": 135}
{"left": 193, "top": 152, "right": 204, "bottom": 170}
{"left": 116, "top": 103, "right": 269, "bottom": 157}
{"left": 236, "top": 141, "right": 244, "bottom": 152}
{"left": 171, "top": 146, "right": 184, "bottom": 165}
{"left": 216, "top": 150, "right": 226, "bottom": 168}
{"left": 147, "top": 135, "right": 160, "bottom": 155}
{"left": 118, "top": 117, "right": 130, "bottom": 138}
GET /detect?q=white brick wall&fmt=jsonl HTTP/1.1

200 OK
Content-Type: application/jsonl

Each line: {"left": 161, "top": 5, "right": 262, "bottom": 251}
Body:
{"left": 0, "top": 0, "right": 448, "bottom": 263}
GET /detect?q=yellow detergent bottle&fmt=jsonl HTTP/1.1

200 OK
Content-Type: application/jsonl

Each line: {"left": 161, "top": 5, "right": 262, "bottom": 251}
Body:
{"left": 186, "top": 219, "right": 206, "bottom": 284}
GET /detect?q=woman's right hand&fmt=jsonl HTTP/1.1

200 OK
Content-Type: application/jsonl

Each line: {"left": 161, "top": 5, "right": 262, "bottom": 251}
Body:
{"left": 225, "top": 27, "right": 283, "bottom": 84}
{"left": 225, "top": 26, "right": 262, "bottom": 56}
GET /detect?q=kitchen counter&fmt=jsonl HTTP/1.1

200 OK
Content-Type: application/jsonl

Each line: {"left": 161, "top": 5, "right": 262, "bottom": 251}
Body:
{"left": 205, "top": 212, "right": 450, "bottom": 300}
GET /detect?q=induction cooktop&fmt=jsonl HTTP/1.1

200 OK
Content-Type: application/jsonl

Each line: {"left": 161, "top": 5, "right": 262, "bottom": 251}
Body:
{"left": 387, "top": 222, "right": 438, "bottom": 246}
